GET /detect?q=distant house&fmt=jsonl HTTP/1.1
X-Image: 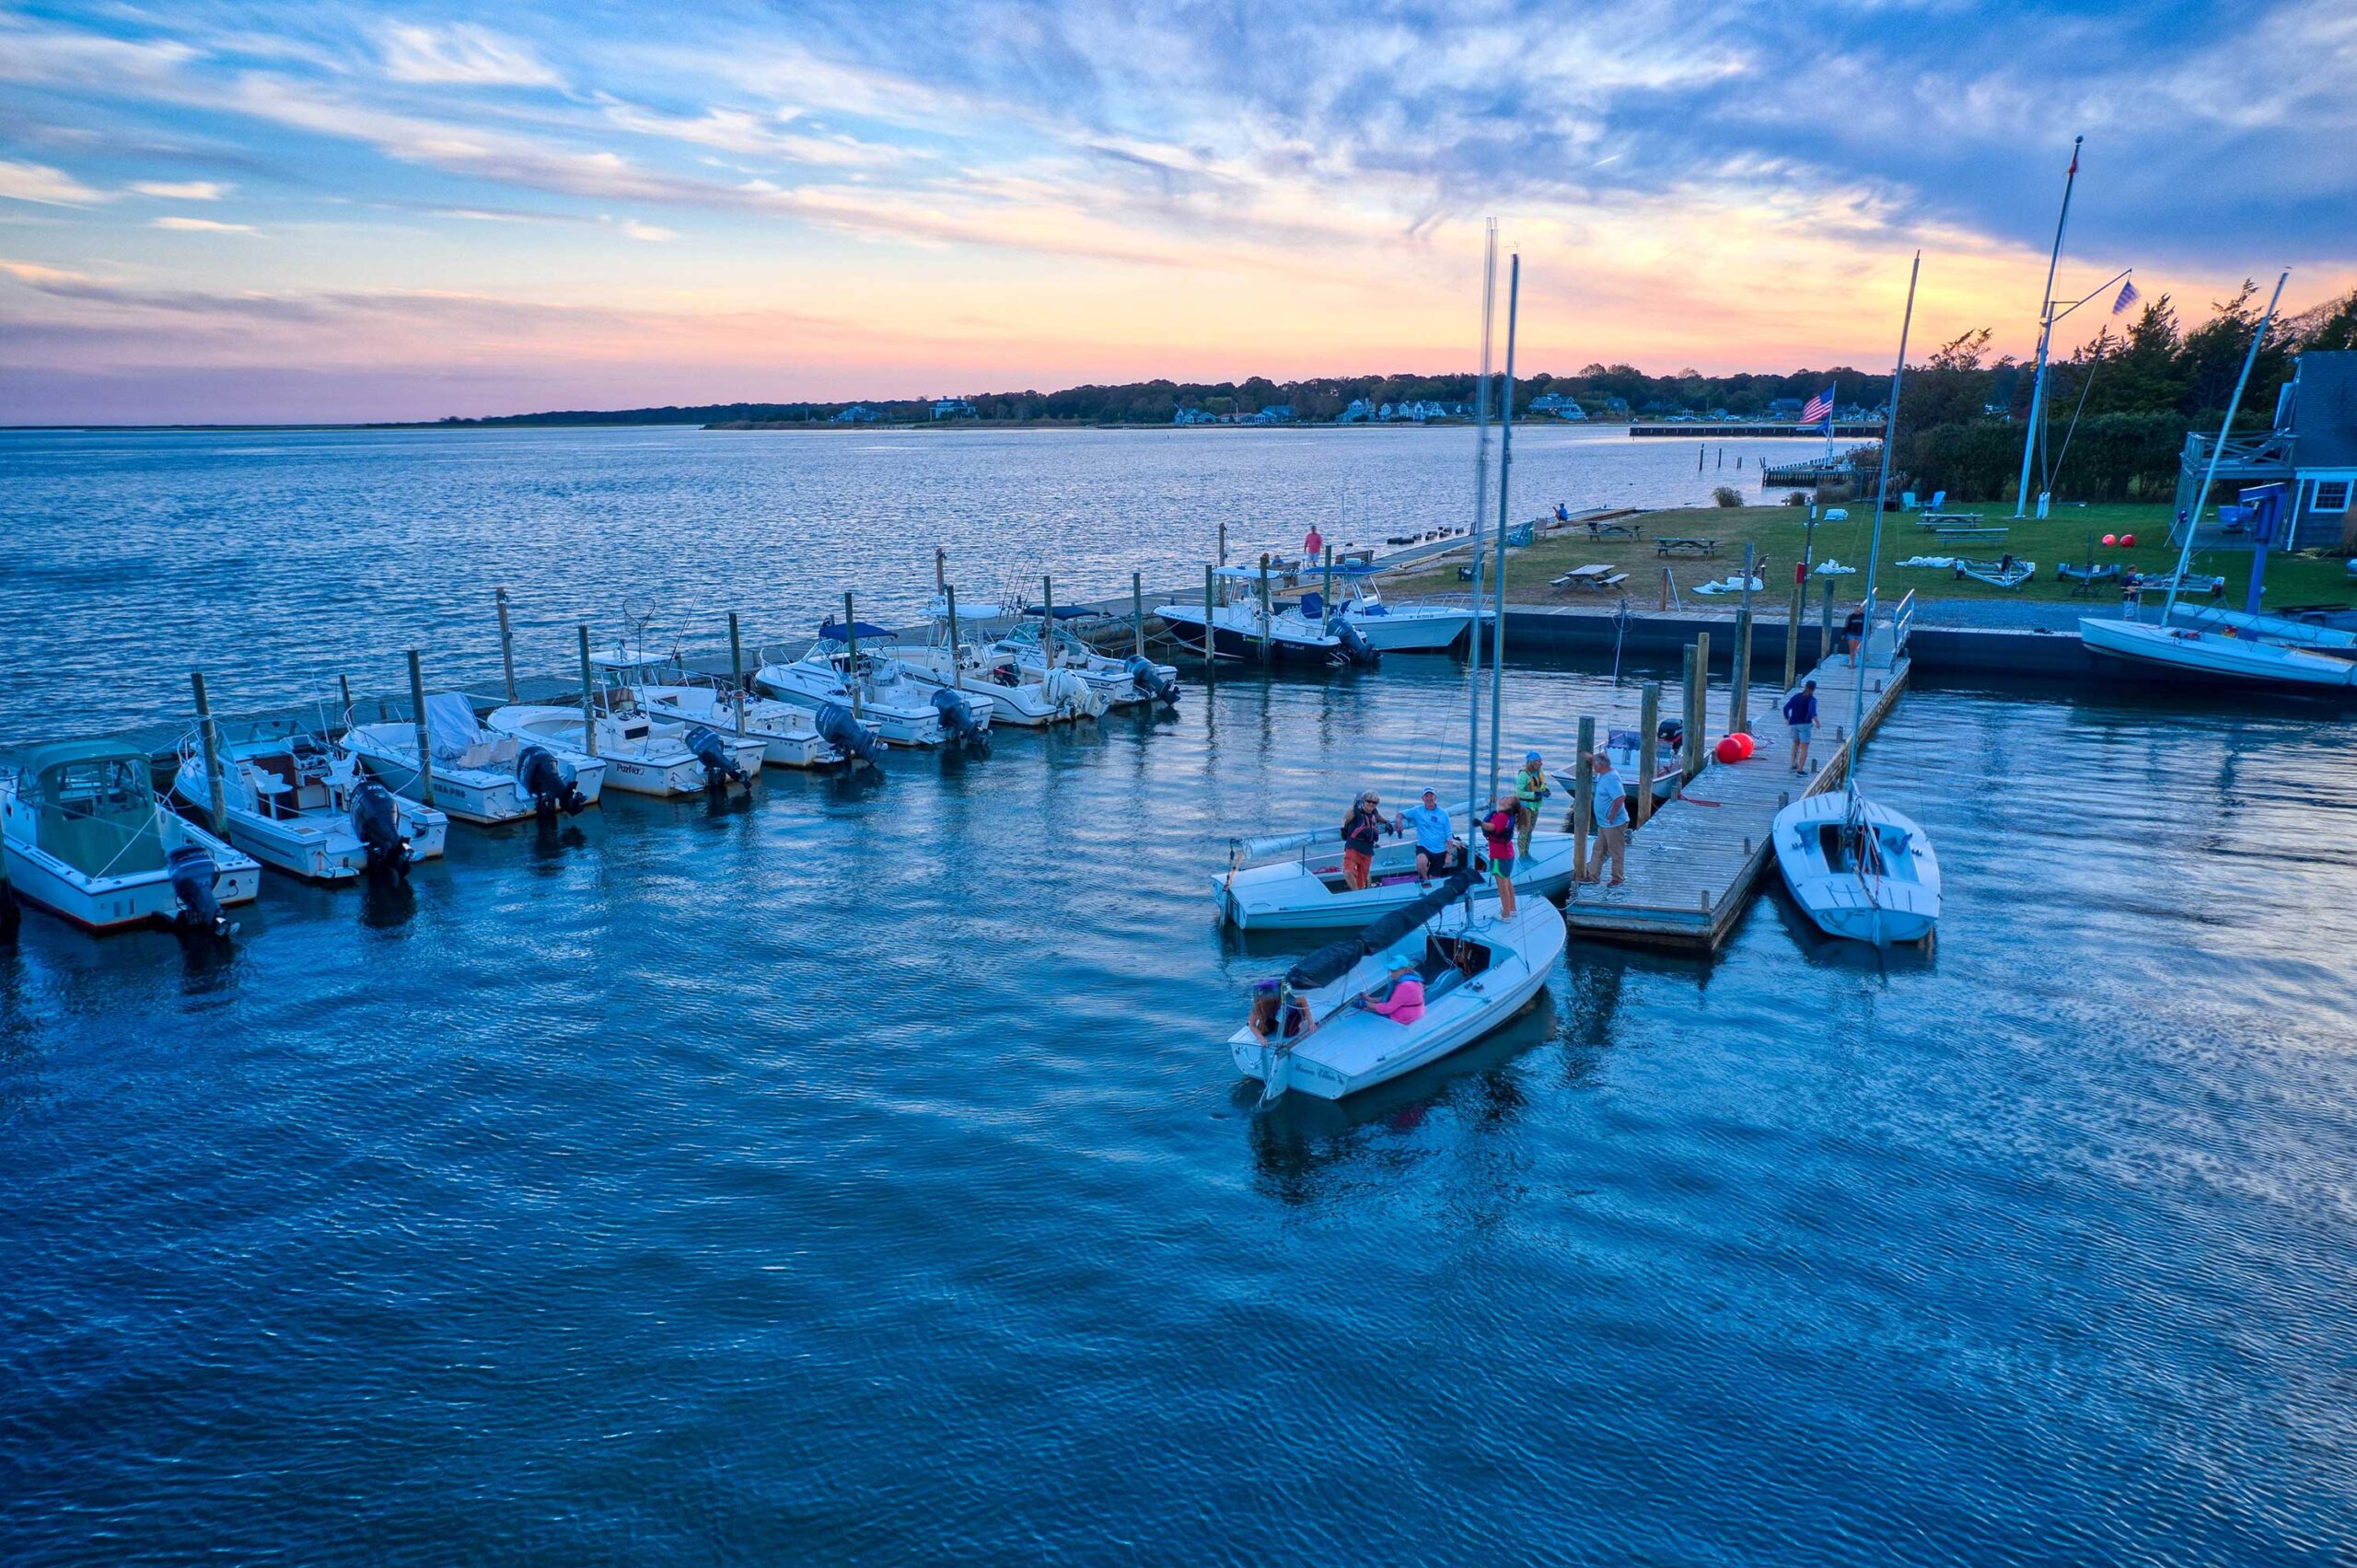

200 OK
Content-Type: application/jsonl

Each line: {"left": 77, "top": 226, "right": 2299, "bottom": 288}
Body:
{"left": 931, "top": 398, "right": 976, "bottom": 420}
{"left": 1765, "top": 397, "right": 1805, "bottom": 420}
{"left": 2174, "top": 350, "right": 2357, "bottom": 550}
{"left": 832, "top": 404, "right": 879, "bottom": 424}
{"left": 1337, "top": 398, "right": 1374, "bottom": 424}
{"left": 1173, "top": 406, "right": 1216, "bottom": 425}
{"left": 1527, "top": 392, "right": 1587, "bottom": 422}
{"left": 1602, "top": 396, "right": 1631, "bottom": 415}
{"left": 1252, "top": 404, "right": 1295, "bottom": 424}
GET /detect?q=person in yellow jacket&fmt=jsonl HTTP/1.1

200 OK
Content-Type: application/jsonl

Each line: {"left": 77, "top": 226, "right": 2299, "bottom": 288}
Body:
{"left": 1513, "top": 749, "right": 1550, "bottom": 859}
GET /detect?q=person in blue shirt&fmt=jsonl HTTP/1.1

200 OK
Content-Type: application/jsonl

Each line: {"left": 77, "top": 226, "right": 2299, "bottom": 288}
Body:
{"left": 1782, "top": 679, "right": 1819, "bottom": 774}
{"left": 1396, "top": 788, "right": 1457, "bottom": 883}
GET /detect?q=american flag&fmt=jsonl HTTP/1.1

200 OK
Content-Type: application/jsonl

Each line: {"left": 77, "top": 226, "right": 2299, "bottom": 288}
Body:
{"left": 2112, "top": 279, "right": 2142, "bottom": 315}
{"left": 1799, "top": 387, "right": 1835, "bottom": 426}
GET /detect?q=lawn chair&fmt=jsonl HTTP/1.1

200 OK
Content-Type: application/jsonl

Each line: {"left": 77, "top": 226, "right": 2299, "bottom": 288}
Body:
{"left": 1929, "top": 490, "right": 1947, "bottom": 510}
{"left": 1902, "top": 490, "right": 1918, "bottom": 510}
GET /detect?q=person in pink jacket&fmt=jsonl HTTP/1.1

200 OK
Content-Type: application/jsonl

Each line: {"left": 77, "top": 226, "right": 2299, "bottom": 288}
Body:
{"left": 1361, "top": 962, "right": 1425, "bottom": 1025}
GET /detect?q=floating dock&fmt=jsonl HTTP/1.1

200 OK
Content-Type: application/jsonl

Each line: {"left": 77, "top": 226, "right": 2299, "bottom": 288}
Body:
{"left": 1563, "top": 631, "right": 1910, "bottom": 951}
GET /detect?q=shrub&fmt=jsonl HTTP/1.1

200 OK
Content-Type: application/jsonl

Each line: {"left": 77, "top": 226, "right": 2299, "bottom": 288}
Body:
{"left": 1782, "top": 491, "right": 1808, "bottom": 506}
{"left": 1713, "top": 485, "right": 1743, "bottom": 507}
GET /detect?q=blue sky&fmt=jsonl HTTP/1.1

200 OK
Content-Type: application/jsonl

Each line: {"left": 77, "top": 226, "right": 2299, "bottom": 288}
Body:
{"left": 1, "top": 1, "right": 2350, "bottom": 422}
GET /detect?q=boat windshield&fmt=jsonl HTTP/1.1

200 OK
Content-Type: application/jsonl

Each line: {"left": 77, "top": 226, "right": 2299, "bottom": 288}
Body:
{"left": 30, "top": 756, "right": 167, "bottom": 876}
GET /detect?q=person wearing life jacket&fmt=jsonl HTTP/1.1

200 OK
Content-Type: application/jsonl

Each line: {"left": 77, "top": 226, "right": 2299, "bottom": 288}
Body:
{"left": 1338, "top": 790, "right": 1396, "bottom": 891}
{"left": 1480, "top": 792, "right": 1520, "bottom": 919}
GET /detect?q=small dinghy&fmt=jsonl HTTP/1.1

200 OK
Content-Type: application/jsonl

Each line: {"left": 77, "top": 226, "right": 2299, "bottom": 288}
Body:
{"left": 1215, "top": 798, "right": 1583, "bottom": 931}
{"left": 1771, "top": 791, "right": 1941, "bottom": 946}
{"left": 1229, "top": 866, "right": 1565, "bottom": 1101}
{"left": 346, "top": 691, "right": 606, "bottom": 822}
{"left": 756, "top": 621, "right": 990, "bottom": 746}
{"left": 1598, "top": 720, "right": 1687, "bottom": 803}
{"left": 2, "top": 741, "right": 259, "bottom": 933}
{"left": 173, "top": 718, "right": 447, "bottom": 882}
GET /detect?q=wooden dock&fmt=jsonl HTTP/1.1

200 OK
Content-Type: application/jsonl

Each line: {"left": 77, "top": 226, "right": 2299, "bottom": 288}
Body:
{"left": 1563, "top": 633, "right": 1910, "bottom": 951}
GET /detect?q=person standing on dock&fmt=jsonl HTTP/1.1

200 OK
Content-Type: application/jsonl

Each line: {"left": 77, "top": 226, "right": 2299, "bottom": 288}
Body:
{"left": 1340, "top": 791, "right": 1394, "bottom": 890}
{"left": 1304, "top": 525, "right": 1324, "bottom": 562}
{"left": 1583, "top": 750, "right": 1630, "bottom": 887}
{"left": 1514, "top": 750, "right": 1550, "bottom": 859}
{"left": 1481, "top": 793, "right": 1520, "bottom": 918}
{"left": 1783, "top": 679, "right": 1818, "bottom": 774}
{"left": 1398, "top": 788, "right": 1456, "bottom": 883}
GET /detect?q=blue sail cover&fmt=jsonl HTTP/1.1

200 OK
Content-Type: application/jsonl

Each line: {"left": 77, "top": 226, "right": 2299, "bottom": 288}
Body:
{"left": 1283, "top": 865, "right": 1479, "bottom": 991}
{"left": 818, "top": 620, "right": 898, "bottom": 642}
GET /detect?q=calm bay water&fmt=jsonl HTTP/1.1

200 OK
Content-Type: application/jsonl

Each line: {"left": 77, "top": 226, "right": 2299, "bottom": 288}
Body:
{"left": 0, "top": 423, "right": 1825, "bottom": 740}
{"left": 5, "top": 429, "right": 2357, "bottom": 1562}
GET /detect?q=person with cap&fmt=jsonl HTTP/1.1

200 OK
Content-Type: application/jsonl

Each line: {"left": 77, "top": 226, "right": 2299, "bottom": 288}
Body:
{"left": 1480, "top": 791, "right": 1521, "bottom": 918}
{"left": 1514, "top": 749, "right": 1551, "bottom": 859}
{"left": 1782, "top": 679, "right": 1819, "bottom": 775}
{"left": 1357, "top": 959, "right": 1426, "bottom": 1026}
{"left": 1582, "top": 749, "right": 1630, "bottom": 887}
{"left": 1338, "top": 789, "right": 1396, "bottom": 891}
{"left": 1395, "top": 787, "right": 1457, "bottom": 883}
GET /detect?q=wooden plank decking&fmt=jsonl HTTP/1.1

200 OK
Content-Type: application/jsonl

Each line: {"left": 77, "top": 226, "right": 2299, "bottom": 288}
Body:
{"left": 1563, "top": 640, "right": 1910, "bottom": 951}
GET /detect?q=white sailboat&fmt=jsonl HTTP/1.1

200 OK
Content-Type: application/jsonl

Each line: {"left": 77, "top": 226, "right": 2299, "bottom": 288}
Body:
{"left": 2, "top": 740, "right": 259, "bottom": 934}
{"left": 345, "top": 691, "right": 606, "bottom": 823}
{"left": 172, "top": 716, "right": 447, "bottom": 881}
{"left": 1771, "top": 251, "right": 1942, "bottom": 947}
{"left": 1214, "top": 804, "right": 1583, "bottom": 931}
{"left": 2077, "top": 272, "right": 2333, "bottom": 692}
{"left": 754, "top": 620, "right": 991, "bottom": 746}
{"left": 1229, "top": 235, "right": 1566, "bottom": 1102}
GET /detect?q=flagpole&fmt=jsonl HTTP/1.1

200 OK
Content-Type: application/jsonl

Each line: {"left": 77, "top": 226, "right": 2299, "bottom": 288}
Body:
{"left": 2014, "top": 134, "right": 2083, "bottom": 519}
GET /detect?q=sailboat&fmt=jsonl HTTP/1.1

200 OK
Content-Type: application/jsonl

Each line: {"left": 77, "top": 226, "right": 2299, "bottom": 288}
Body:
{"left": 2075, "top": 272, "right": 2350, "bottom": 692}
{"left": 1228, "top": 235, "right": 1566, "bottom": 1101}
{"left": 1771, "top": 253, "right": 1943, "bottom": 947}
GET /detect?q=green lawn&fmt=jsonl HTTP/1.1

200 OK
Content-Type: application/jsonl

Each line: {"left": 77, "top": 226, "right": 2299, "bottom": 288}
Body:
{"left": 1387, "top": 502, "right": 2357, "bottom": 610}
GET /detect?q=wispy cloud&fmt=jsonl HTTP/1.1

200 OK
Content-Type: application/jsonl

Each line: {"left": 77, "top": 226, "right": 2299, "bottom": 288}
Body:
{"left": 377, "top": 22, "right": 562, "bottom": 88}
{"left": 152, "top": 215, "right": 257, "bottom": 233}
{"left": 0, "top": 157, "right": 109, "bottom": 205}
{"left": 618, "top": 217, "right": 673, "bottom": 241}
{"left": 131, "top": 179, "right": 231, "bottom": 200}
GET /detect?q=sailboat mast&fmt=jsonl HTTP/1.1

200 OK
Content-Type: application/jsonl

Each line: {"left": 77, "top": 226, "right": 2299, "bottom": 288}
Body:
{"left": 2160, "top": 268, "right": 2290, "bottom": 622}
{"left": 2014, "top": 135, "right": 2083, "bottom": 519}
{"left": 1466, "top": 221, "right": 1498, "bottom": 822}
{"left": 1848, "top": 251, "right": 1922, "bottom": 793}
{"left": 1488, "top": 253, "right": 1521, "bottom": 803}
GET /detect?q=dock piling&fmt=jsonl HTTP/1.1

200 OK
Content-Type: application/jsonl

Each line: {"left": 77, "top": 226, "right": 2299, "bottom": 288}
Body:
{"left": 1132, "top": 572, "right": 1144, "bottom": 660}
{"left": 1257, "top": 554, "right": 1272, "bottom": 668}
{"left": 1203, "top": 565, "right": 1216, "bottom": 679}
{"left": 1818, "top": 578, "right": 1835, "bottom": 666}
{"left": 945, "top": 587, "right": 963, "bottom": 697}
{"left": 1572, "top": 714, "right": 1596, "bottom": 870}
{"left": 1688, "top": 631, "right": 1711, "bottom": 780}
{"left": 408, "top": 650, "right": 434, "bottom": 800}
{"left": 843, "top": 593, "right": 864, "bottom": 719}
{"left": 576, "top": 625, "right": 598, "bottom": 757}
{"left": 1636, "top": 681, "right": 1662, "bottom": 827}
{"left": 728, "top": 611, "right": 746, "bottom": 731}
{"left": 496, "top": 587, "right": 517, "bottom": 703}
{"left": 338, "top": 673, "right": 353, "bottom": 719}
{"left": 1782, "top": 581, "right": 1804, "bottom": 689}
{"left": 191, "top": 670, "right": 228, "bottom": 835}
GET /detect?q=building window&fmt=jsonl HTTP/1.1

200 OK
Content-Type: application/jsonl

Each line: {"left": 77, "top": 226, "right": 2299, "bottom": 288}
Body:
{"left": 2314, "top": 479, "right": 2352, "bottom": 514}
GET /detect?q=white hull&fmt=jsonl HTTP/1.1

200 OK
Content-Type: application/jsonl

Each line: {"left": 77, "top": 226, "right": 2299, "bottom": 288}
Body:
{"left": 343, "top": 723, "right": 610, "bottom": 823}
{"left": 1771, "top": 792, "right": 1940, "bottom": 946}
{"left": 0, "top": 784, "right": 259, "bottom": 933}
{"left": 1153, "top": 604, "right": 1344, "bottom": 664}
{"left": 1216, "top": 830, "right": 1583, "bottom": 931}
{"left": 1227, "top": 900, "right": 1565, "bottom": 1100}
{"left": 1276, "top": 604, "right": 1480, "bottom": 653}
{"left": 897, "top": 649, "right": 1074, "bottom": 726}
{"left": 2081, "top": 617, "right": 2357, "bottom": 690}
{"left": 754, "top": 660, "right": 970, "bottom": 745}
{"left": 172, "top": 752, "right": 447, "bottom": 882}
{"left": 483, "top": 706, "right": 764, "bottom": 796}
{"left": 635, "top": 686, "right": 846, "bottom": 767}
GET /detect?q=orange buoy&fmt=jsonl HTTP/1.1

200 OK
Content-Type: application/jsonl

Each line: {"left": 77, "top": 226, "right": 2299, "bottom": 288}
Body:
{"left": 1714, "top": 734, "right": 1747, "bottom": 764}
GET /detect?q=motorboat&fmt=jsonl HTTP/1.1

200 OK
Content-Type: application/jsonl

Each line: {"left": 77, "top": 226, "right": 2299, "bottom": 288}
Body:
{"left": 172, "top": 717, "right": 447, "bottom": 882}
{"left": 1596, "top": 720, "right": 1687, "bottom": 804}
{"left": 1154, "top": 565, "right": 1369, "bottom": 667}
{"left": 486, "top": 651, "right": 766, "bottom": 796}
{"left": 899, "top": 606, "right": 1097, "bottom": 726}
{"left": 755, "top": 621, "right": 990, "bottom": 746}
{"left": 1214, "top": 801, "right": 1584, "bottom": 931}
{"left": 602, "top": 650, "right": 859, "bottom": 767}
{"left": 1774, "top": 252, "right": 1941, "bottom": 947}
{"left": 1771, "top": 791, "right": 1941, "bottom": 946}
{"left": 1228, "top": 867, "right": 1566, "bottom": 1100}
{"left": 345, "top": 691, "right": 605, "bottom": 823}
{"left": 1270, "top": 568, "right": 1481, "bottom": 654}
{"left": 1, "top": 740, "right": 259, "bottom": 934}
{"left": 991, "top": 607, "right": 1179, "bottom": 706}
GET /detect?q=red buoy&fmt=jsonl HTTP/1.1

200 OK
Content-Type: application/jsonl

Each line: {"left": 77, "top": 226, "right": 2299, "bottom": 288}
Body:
{"left": 2101, "top": 533, "right": 2118, "bottom": 546}
{"left": 1733, "top": 731, "right": 1755, "bottom": 759}
{"left": 2120, "top": 532, "right": 2136, "bottom": 547}
{"left": 1714, "top": 734, "right": 1747, "bottom": 764}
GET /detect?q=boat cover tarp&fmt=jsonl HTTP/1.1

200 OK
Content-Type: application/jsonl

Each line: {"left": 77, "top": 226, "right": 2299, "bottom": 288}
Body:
{"left": 1284, "top": 865, "right": 1478, "bottom": 991}
{"left": 818, "top": 621, "right": 899, "bottom": 642}
{"left": 424, "top": 692, "right": 484, "bottom": 757}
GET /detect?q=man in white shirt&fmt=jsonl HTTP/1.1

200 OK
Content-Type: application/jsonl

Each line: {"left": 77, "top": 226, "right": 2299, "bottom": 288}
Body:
{"left": 1582, "top": 750, "right": 1631, "bottom": 887}
{"left": 1395, "top": 788, "right": 1457, "bottom": 883}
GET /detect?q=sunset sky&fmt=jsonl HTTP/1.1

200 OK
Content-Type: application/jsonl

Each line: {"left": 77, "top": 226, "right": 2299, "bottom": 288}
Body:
{"left": 2, "top": 1, "right": 2351, "bottom": 424}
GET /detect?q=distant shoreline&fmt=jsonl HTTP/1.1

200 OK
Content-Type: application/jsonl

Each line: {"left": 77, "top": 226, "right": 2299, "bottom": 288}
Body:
{"left": 3, "top": 417, "right": 1629, "bottom": 435}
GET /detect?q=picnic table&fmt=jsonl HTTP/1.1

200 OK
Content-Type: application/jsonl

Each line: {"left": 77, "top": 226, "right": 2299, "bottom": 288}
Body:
{"left": 1586, "top": 519, "right": 1643, "bottom": 540}
{"left": 1922, "top": 510, "right": 1985, "bottom": 524}
{"left": 1928, "top": 525, "right": 2008, "bottom": 539}
{"left": 1550, "top": 563, "right": 1628, "bottom": 593}
{"left": 1656, "top": 537, "right": 1720, "bottom": 558}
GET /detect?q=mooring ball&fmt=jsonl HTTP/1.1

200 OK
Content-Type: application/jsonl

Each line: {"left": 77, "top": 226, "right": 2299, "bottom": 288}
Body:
{"left": 1714, "top": 735, "right": 1747, "bottom": 764}
{"left": 1733, "top": 732, "right": 1756, "bottom": 759}
{"left": 2120, "top": 532, "right": 2136, "bottom": 548}
{"left": 2101, "top": 533, "right": 2118, "bottom": 546}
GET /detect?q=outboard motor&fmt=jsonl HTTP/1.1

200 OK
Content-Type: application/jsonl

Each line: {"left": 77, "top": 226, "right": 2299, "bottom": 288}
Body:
{"left": 0, "top": 875, "right": 18, "bottom": 944}
{"left": 1125, "top": 655, "right": 1180, "bottom": 708}
{"left": 165, "top": 843, "right": 228, "bottom": 935}
{"left": 817, "top": 701, "right": 884, "bottom": 765}
{"left": 685, "top": 724, "right": 750, "bottom": 789}
{"left": 516, "top": 743, "right": 588, "bottom": 817}
{"left": 1657, "top": 717, "right": 1686, "bottom": 756}
{"left": 1329, "top": 617, "right": 1380, "bottom": 668}
{"left": 348, "top": 780, "right": 413, "bottom": 877}
{"left": 929, "top": 688, "right": 986, "bottom": 746}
